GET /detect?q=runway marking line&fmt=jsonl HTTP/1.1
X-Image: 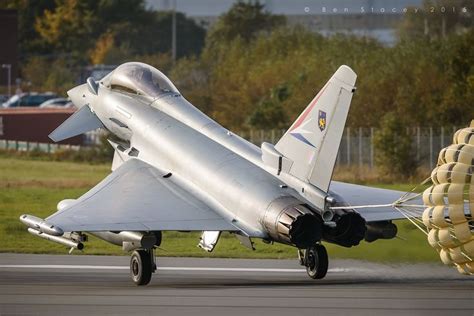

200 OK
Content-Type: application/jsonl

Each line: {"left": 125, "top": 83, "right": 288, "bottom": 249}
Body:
{"left": 0, "top": 265, "right": 366, "bottom": 273}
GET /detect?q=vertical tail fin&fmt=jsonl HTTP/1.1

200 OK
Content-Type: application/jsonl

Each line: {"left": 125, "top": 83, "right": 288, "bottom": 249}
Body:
{"left": 275, "top": 65, "right": 357, "bottom": 192}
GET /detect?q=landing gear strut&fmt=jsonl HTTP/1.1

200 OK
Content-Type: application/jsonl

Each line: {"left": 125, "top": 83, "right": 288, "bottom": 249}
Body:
{"left": 130, "top": 248, "right": 156, "bottom": 285}
{"left": 300, "top": 244, "right": 328, "bottom": 279}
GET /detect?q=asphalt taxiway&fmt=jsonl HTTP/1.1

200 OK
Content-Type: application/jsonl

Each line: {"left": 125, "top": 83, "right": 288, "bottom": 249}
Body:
{"left": 0, "top": 254, "right": 472, "bottom": 315}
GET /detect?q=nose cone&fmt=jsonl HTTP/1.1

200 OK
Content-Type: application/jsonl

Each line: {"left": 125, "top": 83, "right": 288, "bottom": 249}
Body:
{"left": 67, "top": 84, "right": 88, "bottom": 109}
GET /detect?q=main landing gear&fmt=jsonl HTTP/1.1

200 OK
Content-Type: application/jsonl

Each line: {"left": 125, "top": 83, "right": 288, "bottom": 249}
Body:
{"left": 299, "top": 244, "right": 328, "bottom": 280}
{"left": 130, "top": 248, "right": 156, "bottom": 285}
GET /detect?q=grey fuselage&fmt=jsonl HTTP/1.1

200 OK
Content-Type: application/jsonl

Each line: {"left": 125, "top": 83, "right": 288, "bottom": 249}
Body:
{"left": 70, "top": 81, "right": 326, "bottom": 246}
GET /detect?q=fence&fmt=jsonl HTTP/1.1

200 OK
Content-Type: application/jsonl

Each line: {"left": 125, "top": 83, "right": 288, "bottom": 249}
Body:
{"left": 240, "top": 127, "right": 459, "bottom": 169}
{"left": 0, "top": 139, "right": 83, "bottom": 153}
{"left": 0, "top": 127, "right": 461, "bottom": 169}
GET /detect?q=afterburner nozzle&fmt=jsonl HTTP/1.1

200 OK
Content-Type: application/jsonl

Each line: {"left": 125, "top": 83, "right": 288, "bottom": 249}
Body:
{"left": 287, "top": 212, "right": 323, "bottom": 248}
{"left": 263, "top": 197, "right": 323, "bottom": 248}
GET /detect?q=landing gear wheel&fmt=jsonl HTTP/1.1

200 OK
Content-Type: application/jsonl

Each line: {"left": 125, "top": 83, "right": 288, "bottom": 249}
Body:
{"left": 130, "top": 250, "right": 152, "bottom": 286}
{"left": 305, "top": 244, "right": 328, "bottom": 279}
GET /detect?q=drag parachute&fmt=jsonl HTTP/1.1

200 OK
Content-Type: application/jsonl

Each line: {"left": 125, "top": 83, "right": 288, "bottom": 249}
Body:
{"left": 422, "top": 122, "right": 474, "bottom": 275}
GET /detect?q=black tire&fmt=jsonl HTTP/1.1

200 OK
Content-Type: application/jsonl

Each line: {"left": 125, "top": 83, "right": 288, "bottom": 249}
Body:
{"left": 305, "top": 244, "right": 328, "bottom": 280}
{"left": 130, "top": 250, "right": 152, "bottom": 286}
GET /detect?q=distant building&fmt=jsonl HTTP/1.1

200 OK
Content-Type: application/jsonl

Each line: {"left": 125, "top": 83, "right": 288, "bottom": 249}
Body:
{"left": 0, "top": 9, "right": 19, "bottom": 87}
{"left": 146, "top": 0, "right": 423, "bottom": 45}
{"left": 0, "top": 108, "right": 83, "bottom": 145}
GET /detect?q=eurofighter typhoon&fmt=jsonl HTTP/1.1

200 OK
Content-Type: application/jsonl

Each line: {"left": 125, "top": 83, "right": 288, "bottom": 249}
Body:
{"left": 20, "top": 62, "right": 414, "bottom": 285}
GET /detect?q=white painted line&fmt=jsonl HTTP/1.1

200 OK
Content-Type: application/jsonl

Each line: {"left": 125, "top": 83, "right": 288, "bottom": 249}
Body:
{"left": 0, "top": 265, "right": 303, "bottom": 272}
{"left": 159, "top": 267, "right": 306, "bottom": 273}
{"left": 0, "top": 265, "right": 366, "bottom": 273}
{"left": 0, "top": 265, "right": 128, "bottom": 270}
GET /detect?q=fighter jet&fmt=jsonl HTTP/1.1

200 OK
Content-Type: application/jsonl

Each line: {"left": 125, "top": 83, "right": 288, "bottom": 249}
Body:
{"left": 20, "top": 62, "right": 411, "bottom": 285}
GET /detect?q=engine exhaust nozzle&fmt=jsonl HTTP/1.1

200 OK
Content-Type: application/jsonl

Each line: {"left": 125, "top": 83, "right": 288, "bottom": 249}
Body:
{"left": 263, "top": 197, "right": 323, "bottom": 248}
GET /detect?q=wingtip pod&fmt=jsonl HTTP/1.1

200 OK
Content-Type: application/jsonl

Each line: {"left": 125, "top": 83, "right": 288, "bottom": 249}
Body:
{"left": 333, "top": 65, "right": 357, "bottom": 87}
{"left": 19, "top": 214, "right": 64, "bottom": 236}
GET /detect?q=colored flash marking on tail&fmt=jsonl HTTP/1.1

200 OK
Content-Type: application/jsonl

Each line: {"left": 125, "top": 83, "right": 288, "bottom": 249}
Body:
{"left": 291, "top": 132, "right": 314, "bottom": 147}
{"left": 288, "top": 83, "right": 328, "bottom": 147}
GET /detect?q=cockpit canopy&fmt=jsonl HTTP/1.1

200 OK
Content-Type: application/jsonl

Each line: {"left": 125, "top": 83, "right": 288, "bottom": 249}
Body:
{"left": 106, "top": 62, "right": 179, "bottom": 98}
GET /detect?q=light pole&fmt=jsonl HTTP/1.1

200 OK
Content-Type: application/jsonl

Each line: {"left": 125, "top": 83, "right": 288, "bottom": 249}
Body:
{"left": 1, "top": 64, "right": 11, "bottom": 97}
{"left": 171, "top": 0, "right": 177, "bottom": 63}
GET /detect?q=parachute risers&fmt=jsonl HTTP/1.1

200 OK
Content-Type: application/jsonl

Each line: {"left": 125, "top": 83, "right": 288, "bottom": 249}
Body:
{"left": 422, "top": 121, "right": 474, "bottom": 275}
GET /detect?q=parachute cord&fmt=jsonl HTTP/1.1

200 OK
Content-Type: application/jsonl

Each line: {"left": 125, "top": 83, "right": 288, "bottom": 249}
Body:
{"left": 398, "top": 206, "right": 425, "bottom": 219}
{"left": 330, "top": 203, "right": 394, "bottom": 210}
{"left": 403, "top": 205, "right": 425, "bottom": 216}
{"left": 394, "top": 207, "right": 429, "bottom": 236}
{"left": 330, "top": 203, "right": 425, "bottom": 214}
{"left": 395, "top": 207, "right": 428, "bottom": 235}
{"left": 397, "top": 208, "right": 426, "bottom": 227}
{"left": 396, "top": 192, "right": 423, "bottom": 204}
{"left": 395, "top": 206, "right": 423, "bottom": 223}
{"left": 396, "top": 204, "right": 425, "bottom": 208}
{"left": 396, "top": 176, "right": 432, "bottom": 204}
{"left": 461, "top": 252, "right": 473, "bottom": 261}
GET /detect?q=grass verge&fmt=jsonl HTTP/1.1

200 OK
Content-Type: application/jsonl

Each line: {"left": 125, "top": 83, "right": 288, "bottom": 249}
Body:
{"left": 0, "top": 157, "right": 438, "bottom": 262}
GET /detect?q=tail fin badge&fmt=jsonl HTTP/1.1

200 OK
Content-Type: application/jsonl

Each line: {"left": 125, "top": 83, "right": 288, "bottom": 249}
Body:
{"left": 318, "top": 110, "right": 326, "bottom": 132}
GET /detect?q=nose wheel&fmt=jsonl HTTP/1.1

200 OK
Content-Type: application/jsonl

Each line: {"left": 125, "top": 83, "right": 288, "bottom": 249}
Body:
{"left": 130, "top": 249, "right": 156, "bottom": 285}
{"left": 302, "top": 244, "right": 328, "bottom": 279}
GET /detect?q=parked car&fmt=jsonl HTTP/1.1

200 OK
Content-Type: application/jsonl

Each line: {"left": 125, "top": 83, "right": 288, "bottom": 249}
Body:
{"left": 0, "top": 95, "right": 9, "bottom": 104}
{"left": 2, "top": 92, "right": 58, "bottom": 108}
{"left": 39, "top": 97, "right": 75, "bottom": 108}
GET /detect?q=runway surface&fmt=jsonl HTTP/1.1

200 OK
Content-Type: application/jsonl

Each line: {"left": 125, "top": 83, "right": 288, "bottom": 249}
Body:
{"left": 0, "top": 254, "right": 472, "bottom": 315}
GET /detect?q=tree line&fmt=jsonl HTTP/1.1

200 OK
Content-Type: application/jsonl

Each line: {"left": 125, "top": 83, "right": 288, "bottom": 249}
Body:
{"left": 2, "top": 0, "right": 473, "bottom": 133}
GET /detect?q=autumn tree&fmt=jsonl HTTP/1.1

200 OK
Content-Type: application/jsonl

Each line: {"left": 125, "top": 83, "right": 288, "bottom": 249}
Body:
{"left": 35, "top": 0, "right": 95, "bottom": 59}
{"left": 7, "top": 0, "right": 205, "bottom": 64}
{"left": 206, "top": 0, "right": 286, "bottom": 46}
{"left": 373, "top": 113, "right": 417, "bottom": 178}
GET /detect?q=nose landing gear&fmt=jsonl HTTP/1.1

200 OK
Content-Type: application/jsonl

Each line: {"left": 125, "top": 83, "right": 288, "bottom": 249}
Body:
{"left": 299, "top": 244, "right": 328, "bottom": 279}
{"left": 130, "top": 248, "right": 156, "bottom": 285}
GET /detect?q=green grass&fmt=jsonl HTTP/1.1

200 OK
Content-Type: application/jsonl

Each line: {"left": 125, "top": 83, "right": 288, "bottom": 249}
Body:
{"left": 0, "top": 157, "right": 439, "bottom": 262}
{"left": 0, "top": 158, "right": 109, "bottom": 188}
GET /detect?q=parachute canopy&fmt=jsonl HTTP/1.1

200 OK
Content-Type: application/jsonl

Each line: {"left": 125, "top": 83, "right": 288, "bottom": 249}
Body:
{"left": 422, "top": 121, "right": 474, "bottom": 275}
